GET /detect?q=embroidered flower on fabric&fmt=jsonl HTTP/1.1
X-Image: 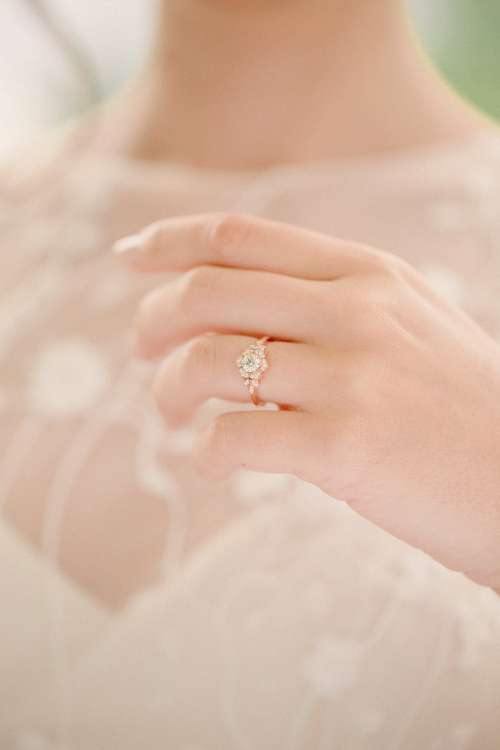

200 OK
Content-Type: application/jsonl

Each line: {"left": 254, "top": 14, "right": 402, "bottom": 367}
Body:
{"left": 427, "top": 157, "right": 500, "bottom": 250}
{"left": 0, "top": 266, "right": 65, "bottom": 359}
{"left": 302, "top": 635, "right": 363, "bottom": 699}
{"left": 137, "top": 407, "right": 196, "bottom": 461}
{"left": 27, "top": 339, "right": 110, "bottom": 418}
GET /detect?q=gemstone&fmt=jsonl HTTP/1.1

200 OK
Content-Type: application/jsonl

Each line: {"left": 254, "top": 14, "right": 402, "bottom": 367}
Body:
{"left": 240, "top": 351, "right": 261, "bottom": 373}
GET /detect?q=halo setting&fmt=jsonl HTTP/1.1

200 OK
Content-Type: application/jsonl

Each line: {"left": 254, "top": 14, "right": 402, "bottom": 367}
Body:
{"left": 236, "top": 336, "right": 270, "bottom": 405}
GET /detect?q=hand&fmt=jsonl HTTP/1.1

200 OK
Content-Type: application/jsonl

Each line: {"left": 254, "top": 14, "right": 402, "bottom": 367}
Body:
{"left": 114, "top": 212, "right": 500, "bottom": 592}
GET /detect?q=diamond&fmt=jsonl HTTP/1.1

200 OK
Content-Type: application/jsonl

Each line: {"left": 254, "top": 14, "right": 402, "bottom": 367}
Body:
{"left": 236, "top": 336, "right": 270, "bottom": 405}
{"left": 240, "top": 351, "right": 261, "bottom": 373}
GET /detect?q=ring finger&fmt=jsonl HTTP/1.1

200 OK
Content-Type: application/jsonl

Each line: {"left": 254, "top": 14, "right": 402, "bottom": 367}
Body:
{"left": 153, "top": 333, "right": 333, "bottom": 427}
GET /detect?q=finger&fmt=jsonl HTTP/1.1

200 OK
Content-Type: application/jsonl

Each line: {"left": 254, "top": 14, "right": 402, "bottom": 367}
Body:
{"left": 114, "top": 211, "right": 381, "bottom": 280}
{"left": 153, "top": 334, "right": 331, "bottom": 426}
{"left": 193, "top": 409, "right": 327, "bottom": 481}
{"left": 136, "top": 264, "right": 325, "bottom": 358}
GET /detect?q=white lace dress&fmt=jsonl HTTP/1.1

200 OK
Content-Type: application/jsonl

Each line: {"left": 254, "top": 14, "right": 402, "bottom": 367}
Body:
{"left": 1, "top": 133, "right": 500, "bottom": 749}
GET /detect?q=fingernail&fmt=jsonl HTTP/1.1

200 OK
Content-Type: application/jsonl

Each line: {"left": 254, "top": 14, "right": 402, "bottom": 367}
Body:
{"left": 112, "top": 233, "right": 143, "bottom": 257}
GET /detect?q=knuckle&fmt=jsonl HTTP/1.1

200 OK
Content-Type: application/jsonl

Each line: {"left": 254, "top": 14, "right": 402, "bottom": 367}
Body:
{"left": 178, "top": 264, "right": 218, "bottom": 312}
{"left": 207, "top": 211, "right": 253, "bottom": 262}
{"left": 341, "top": 284, "right": 393, "bottom": 341}
{"left": 369, "top": 249, "right": 397, "bottom": 273}
{"left": 357, "top": 283, "right": 412, "bottom": 342}
{"left": 370, "top": 248, "right": 414, "bottom": 283}
{"left": 319, "top": 281, "right": 396, "bottom": 344}
{"left": 317, "top": 282, "right": 366, "bottom": 329}
{"left": 183, "top": 264, "right": 214, "bottom": 291}
{"left": 180, "top": 335, "right": 218, "bottom": 381}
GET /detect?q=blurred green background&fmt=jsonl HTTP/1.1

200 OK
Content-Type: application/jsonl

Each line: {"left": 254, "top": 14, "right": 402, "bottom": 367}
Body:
{"left": 413, "top": 0, "right": 500, "bottom": 120}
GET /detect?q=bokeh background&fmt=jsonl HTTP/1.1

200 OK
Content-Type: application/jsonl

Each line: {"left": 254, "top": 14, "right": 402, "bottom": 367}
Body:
{"left": 1, "top": 0, "right": 499, "bottom": 157}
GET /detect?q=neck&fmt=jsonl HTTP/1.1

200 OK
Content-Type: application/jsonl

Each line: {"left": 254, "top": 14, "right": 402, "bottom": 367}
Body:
{"left": 100, "top": 0, "right": 484, "bottom": 169}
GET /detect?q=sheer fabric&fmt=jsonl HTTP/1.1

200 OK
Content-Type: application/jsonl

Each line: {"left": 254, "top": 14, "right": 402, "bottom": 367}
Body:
{"left": 1, "top": 132, "right": 500, "bottom": 749}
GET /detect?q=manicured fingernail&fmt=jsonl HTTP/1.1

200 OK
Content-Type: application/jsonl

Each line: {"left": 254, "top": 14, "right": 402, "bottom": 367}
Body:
{"left": 112, "top": 233, "right": 143, "bottom": 257}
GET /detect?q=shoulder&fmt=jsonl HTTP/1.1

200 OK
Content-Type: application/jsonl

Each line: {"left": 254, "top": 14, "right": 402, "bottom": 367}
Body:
{"left": 0, "top": 116, "right": 99, "bottom": 204}
{"left": 0, "top": 116, "right": 118, "bottom": 269}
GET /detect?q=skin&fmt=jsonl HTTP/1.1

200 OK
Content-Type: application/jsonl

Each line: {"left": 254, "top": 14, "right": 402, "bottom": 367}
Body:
{"left": 95, "top": 0, "right": 486, "bottom": 167}
{"left": 108, "top": 1, "right": 500, "bottom": 595}
{"left": 114, "top": 213, "right": 500, "bottom": 595}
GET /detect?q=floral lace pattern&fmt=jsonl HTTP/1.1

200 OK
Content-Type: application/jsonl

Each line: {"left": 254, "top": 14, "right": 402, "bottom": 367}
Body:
{"left": 1, "top": 133, "right": 500, "bottom": 748}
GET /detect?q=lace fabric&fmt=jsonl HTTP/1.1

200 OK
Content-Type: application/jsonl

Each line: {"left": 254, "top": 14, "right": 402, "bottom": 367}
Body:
{"left": 1, "top": 132, "right": 500, "bottom": 748}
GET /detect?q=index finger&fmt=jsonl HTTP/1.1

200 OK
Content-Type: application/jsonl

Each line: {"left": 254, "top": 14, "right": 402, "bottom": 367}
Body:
{"left": 112, "top": 212, "right": 379, "bottom": 280}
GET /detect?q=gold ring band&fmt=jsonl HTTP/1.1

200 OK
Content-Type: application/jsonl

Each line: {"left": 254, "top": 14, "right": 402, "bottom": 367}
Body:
{"left": 236, "top": 336, "right": 270, "bottom": 406}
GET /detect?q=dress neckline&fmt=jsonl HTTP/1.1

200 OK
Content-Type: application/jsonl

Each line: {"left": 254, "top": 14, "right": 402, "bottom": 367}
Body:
{"left": 85, "top": 127, "right": 500, "bottom": 188}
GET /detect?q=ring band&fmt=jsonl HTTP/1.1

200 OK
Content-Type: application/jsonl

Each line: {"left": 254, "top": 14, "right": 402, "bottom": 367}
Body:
{"left": 236, "top": 336, "right": 270, "bottom": 406}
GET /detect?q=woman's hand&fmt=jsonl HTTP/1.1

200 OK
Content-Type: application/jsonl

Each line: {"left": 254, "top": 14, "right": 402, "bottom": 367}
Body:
{"left": 114, "top": 213, "right": 500, "bottom": 592}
